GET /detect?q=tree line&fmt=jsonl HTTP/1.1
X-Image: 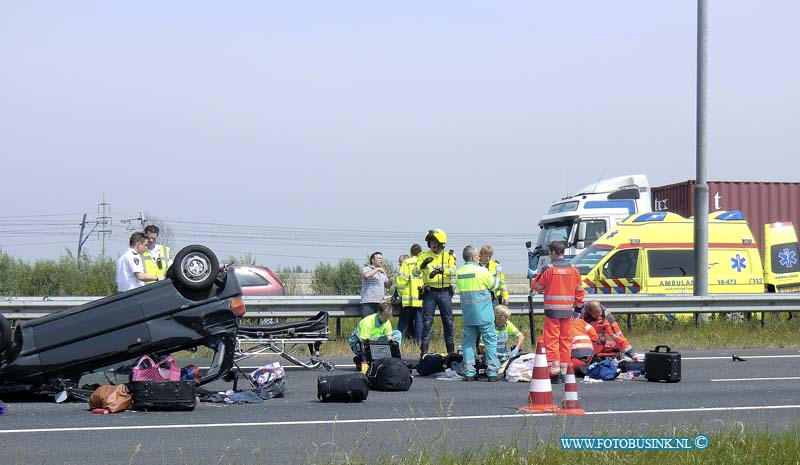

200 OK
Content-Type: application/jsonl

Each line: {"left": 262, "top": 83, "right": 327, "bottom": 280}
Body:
{"left": 0, "top": 251, "right": 391, "bottom": 296}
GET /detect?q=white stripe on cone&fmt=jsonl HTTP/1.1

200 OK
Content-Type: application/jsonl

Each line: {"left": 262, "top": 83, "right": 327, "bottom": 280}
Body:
{"left": 532, "top": 379, "right": 552, "bottom": 392}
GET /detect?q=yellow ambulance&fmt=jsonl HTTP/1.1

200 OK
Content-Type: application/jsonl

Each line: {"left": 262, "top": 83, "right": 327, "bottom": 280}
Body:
{"left": 571, "top": 210, "right": 800, "bottom": 295}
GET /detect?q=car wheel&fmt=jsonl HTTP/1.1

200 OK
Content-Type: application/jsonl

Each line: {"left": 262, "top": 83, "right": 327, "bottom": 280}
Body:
{"left": 172, "top": 245, "right": 220, "bottom": 291}
{"left": 0, "top": 314, "right": 11, "bottom": 353}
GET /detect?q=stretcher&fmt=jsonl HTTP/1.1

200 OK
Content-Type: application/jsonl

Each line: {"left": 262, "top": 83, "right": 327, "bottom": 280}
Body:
{"left": 235, "top": 311, "right": 335, "bottom": 371}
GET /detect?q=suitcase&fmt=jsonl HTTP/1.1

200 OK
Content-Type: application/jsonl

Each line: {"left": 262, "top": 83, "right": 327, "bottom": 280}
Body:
{"left": 644, "top": 345, "right": 681, "bottom": 383}
{"left": 317, "top": 373, "right": 369, "bottom": 402}
{"left": 130, "top": 381, "right": 197, "bottom": 411}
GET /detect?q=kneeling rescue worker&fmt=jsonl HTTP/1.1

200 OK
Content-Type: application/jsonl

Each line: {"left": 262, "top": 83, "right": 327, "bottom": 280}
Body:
{"left": 576, "top": 300, "right": 638, "bottom": 360}
{"left": 413, "top": 228, "right": 457, "bottom": 357}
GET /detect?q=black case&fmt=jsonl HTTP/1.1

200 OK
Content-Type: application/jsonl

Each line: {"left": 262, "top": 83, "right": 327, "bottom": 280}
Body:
{"left": 130, "top": 381, "right": 197, "bottom": 411}
{"left": 644, "top": 345, "right": 681, "bottom": 383}
{"left": 317, "top": 373, "right": 369, "bottom": 402}
{"left": 366, "top": 357, "right": 413, "bottom": 392}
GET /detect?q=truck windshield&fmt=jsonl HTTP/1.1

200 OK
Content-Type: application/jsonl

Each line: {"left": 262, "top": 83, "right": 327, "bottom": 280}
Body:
{"left": 536, "top": 222, "right": 573, "bottom": 248}
{"left": 571, "top": 245, "right": 613, "bottom": 275}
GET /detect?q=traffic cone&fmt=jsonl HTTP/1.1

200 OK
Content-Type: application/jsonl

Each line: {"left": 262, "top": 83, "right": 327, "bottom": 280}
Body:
{"left": 557, "top": 363, "right": 585, "bottom": 416}
{"left": 517, "top": 337, "right": 558, "bottom": 413}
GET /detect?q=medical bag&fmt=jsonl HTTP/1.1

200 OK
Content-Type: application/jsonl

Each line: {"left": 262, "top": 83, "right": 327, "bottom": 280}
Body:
{"left": 366, "top": 357, "right": 413, "bottom": 391}
{"left": 317, "top": 373, "right": 369, "bottom": 402}
{"left": 644, "top": 345, "right": 681, "bottom": 383}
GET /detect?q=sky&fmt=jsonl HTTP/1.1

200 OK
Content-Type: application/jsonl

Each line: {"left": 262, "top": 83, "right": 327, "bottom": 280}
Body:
{"left": 1, "top": 1, "right": 798, "bottom": 273}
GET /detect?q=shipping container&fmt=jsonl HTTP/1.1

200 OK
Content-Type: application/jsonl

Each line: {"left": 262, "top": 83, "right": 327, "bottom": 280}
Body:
{"left": 651, "top": 180, "right": 800, "bottom": 259}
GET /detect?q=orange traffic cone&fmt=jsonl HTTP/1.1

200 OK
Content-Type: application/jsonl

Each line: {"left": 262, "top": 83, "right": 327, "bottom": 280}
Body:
{"left": 517, "top": 337, "right": 558, "bottom": 413}
{"left": 557, "top": 363, "right": 585, "bottom": 416}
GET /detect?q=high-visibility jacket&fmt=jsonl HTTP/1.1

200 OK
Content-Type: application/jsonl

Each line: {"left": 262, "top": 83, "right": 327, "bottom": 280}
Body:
{"left": 413, "top": 250, "right": 456, "bottom": 289}
{"left": 483, "top": 259, "right": 509, "bottom": 302}
{"left": 142, "top": 244, "right": 171, "bottom": 279}
{"left": 532, "top": 258, "right": 585, "bottom": 318}
{"left": 455, "top": 261, "right": 502, "bottom": 325}
{"left": 396, "top": 256, "right": 424, "bottom": 308}
{"left": 495, "top": 321, "right": 522, "bottom": 353}
{"left": 570, "top": 318, "right": 596, "bottom": 365}
{"left": 348, "top": 313, "right": 393, "bottom": 346}
{"left": 584, "top": 308, "right": 633, "bottom": 353}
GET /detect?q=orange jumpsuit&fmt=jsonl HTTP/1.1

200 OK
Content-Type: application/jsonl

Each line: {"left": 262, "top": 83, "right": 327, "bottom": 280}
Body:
{"left": 584, "top": 307, "right": 633, "bottom": 355}
{"left": 569, "top": 318, "right": 595, "bottom": 367}
{"left": 532, "top": 258, "right": 585, "bottom": 375}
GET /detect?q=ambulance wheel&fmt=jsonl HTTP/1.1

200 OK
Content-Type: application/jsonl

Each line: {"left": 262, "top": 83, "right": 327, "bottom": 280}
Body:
{"left": 0, "top": 314, "right": 11, "bottom": 354}
{"left": 172, "top": 245, "right": 220, "bottom": 291}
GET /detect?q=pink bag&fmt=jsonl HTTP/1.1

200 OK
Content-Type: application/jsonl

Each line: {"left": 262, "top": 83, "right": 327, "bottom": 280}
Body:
{"left": 131, "top": 355, "right": 181, "bottom": 382}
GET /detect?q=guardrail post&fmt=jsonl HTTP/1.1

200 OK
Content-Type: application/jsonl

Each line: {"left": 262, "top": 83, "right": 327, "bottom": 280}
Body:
{"left": 335, "top": 317, "right": 341, "bottom": 339}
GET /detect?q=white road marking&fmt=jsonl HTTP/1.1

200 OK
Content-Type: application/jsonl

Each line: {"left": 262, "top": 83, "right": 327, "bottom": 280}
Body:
{"left": 683, "top": 354, "right": 800, "bottom": 361}
{"left": 1, "top": 404, "right": 799, "bottom": 435}
{"left": 228, "top": 354, "right": 800, "bottom": 370}
{"left": 710, "top": 377, "right": 800, "bottom": 382}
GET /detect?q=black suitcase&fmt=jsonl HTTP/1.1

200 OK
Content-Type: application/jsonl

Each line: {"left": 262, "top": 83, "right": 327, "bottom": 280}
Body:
{"left": 130, "top": 381, "right": 197, "bottom": 411}
{"left": 644, "top": 345, "right": 681, "bottom": 383}
{"left": 317, "top": 373, "right": 369, "bottom": 402}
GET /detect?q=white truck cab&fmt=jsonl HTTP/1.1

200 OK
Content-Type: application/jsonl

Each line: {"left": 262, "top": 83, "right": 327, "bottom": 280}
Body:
{"left": 528, "top": 174, "right": 651, "bottom": 277}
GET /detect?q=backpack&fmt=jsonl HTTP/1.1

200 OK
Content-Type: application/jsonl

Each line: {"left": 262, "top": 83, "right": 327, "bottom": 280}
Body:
{"left": 367, "top": 357, "right": 413, "bottom": 391}
{"left": 586, "top": 359, "right": 620, "bottom": 381}
{"left": 416, "top": 353, "right": 447, "bottom": 376}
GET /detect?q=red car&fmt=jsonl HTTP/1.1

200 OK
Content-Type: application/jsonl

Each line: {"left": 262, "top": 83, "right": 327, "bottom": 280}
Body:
{"left": 227, "top": 265, "right": 286, "bottom": 296}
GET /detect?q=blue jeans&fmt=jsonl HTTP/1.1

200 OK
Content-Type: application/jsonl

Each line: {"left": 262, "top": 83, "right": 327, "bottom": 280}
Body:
{"left": 398, "top": 306, "right": 423, "bottom": 344}
{"left": 421, "top": 289, "right": 454, "bottom": 352}
{"left": 360, "top": 302, "right": 381, "bottom": 317}
{"left": 462, "top": 321, "right": 499, "bottom": 377}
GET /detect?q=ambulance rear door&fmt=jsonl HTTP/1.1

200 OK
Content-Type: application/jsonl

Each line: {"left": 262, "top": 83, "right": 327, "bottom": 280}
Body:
{"left": 763, "top": 222, "right": 800, "bottom": 293}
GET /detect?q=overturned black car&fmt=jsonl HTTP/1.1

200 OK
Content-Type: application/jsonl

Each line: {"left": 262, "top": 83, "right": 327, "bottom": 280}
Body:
{"left": 0, "top": 245, "right": 245, "bottom": 395}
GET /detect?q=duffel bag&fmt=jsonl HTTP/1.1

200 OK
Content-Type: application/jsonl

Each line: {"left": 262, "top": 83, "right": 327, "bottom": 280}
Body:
{"left": 317, "top": 374, "right": 369, "bottom": 403}
{"left": 416, "top": 353, "right": 447, "bottom": 376}
{"left": 130, "top": 381, "right": 197, "bottom": 411}
{"left": 88, "top": 384, "right": 132, "bottom": 413}
{"left": 366, "top": 357, "right": 413, "bottom": 391}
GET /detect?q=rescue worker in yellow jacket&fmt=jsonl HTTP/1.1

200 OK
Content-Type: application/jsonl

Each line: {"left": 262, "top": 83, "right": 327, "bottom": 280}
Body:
{"left": 479, "top": 244, "right": 509, "bottom": 305}
{"left": 413, "top": 229, "right": 457, "bottom": 356}
{"left": 348, "top": 302, "right": 402, "bottom": 367}
{"left": 396, "top": 244, "right": 424, "bottom": 344}
{"left": 142, "top": 225, "right": 171, "bottom": 280}
{"left": 456, "top": 245, "right": 503, "bottom": 381}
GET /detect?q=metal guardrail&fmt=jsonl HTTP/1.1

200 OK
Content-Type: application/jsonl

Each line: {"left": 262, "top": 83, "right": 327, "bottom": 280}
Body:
{"left": 3, "top": 293, "right": 799, "bottom": 319}
{"left": 2, "top": 293, "right": 797, "bottom": 337}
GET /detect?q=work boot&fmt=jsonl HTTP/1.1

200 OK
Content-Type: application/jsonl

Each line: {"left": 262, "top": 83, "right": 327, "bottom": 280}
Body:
{"left": 550, "top": 373, "right": 564, "bottom": 385}
{"left": 353, "top": 356, "right": 362, "bottom": 369}
{"left": 419, "top": 341, "right": 429, "bottom": 357}
{"left": 486, "top": 375, "right": 499, "bottom": 382}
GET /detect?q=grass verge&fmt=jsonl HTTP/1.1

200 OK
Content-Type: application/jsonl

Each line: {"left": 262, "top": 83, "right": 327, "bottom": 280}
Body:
{"left": 271, "top": 312, "right": 800, "bottom": 357}
{"left": 297, "top": 423, "right": 800, "bottom": 465}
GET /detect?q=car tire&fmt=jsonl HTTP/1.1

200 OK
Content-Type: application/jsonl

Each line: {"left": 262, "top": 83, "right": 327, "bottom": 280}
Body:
{"left": 171, "top": 245, "right": 220, "bottom": 291}
{"left": 0, "top": 314, "right": 11, "bottom": 354}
